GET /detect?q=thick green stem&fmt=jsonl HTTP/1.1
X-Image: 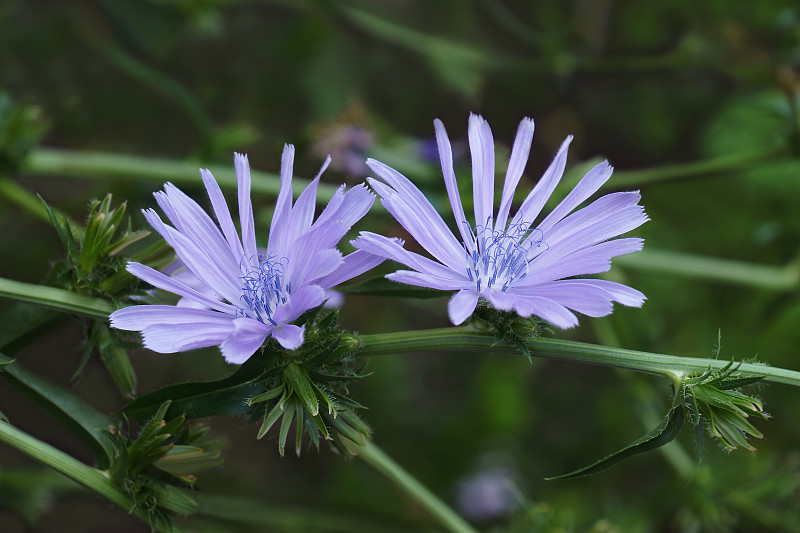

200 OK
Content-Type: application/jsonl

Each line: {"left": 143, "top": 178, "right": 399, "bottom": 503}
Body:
{"left": 0, "top": 420, "right": 174, "bottom": 532}
{"left": 358, "top": 328, "right": 800, "bottom": 387}
{"left": 0, "top": 277, "right": 116, "bottom": 319}
{"left": 357, "top": 440, "right": 479, "bottom": 533}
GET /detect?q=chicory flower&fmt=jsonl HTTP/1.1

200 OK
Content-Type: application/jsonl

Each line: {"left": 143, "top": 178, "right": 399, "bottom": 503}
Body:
{"left": 353, "top": 114, "right": 647, "bottom": 328}
{"left": 111, "top": 148, "right": 380, "bottom": 363}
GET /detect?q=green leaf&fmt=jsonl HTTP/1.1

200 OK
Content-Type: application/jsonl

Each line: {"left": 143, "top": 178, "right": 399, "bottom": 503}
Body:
{"left": 120, "top": 349, "right": 277, "bottom": 420}
{"left": 278, "top": 401, "right": 296, "bottom": 457}
{"left": 546, "top": 405, "right": 685, "bottom": 480}
{"left": 337, "top": 276, "right": 446, "bottom": 299}
{"left": 257, "top": 399, "right": 286, "bottom": 440}
{"left": 294, "top": 403, "right": 304, "bottom": 457}
{"left": 247, "top": 384, "right": 284, "bottom": 406}
{"left": 284, "top": 363, "right": 319, "bottom": 417}
{"left": 0, "top": 352, "right": 117, "bottom": 469}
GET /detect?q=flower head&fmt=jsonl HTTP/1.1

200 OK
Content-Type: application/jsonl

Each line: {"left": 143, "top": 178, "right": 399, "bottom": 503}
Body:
{"left": 353, "top": 114, "right": 648, "bottom": 328}
{"left": 111, "top": 148, "right": 381, "bottom": 364}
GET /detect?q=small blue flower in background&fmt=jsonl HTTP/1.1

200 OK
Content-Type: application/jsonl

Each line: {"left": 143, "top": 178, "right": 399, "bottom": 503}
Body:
{"left": 354, "top": 114, "right": 648, "bottom": 328}
{"left": 111, "top": 148, "right": 381, "bottom": 364}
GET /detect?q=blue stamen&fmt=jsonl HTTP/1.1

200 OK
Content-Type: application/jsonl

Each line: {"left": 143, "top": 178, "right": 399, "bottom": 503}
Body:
{"left": 237, "top": 253, "right": 290, "bottom": 326}
{"left": 462, "top": 217, "right": 547, "bottom": 294}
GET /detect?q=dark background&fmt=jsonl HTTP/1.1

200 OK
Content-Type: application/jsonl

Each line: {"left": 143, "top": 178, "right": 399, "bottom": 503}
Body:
{"left": 1, "top": 1, "right": 800, "bottom": 531}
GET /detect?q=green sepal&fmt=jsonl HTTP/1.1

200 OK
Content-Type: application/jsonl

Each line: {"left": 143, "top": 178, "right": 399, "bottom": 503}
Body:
{"left": 326, "top": 389, "right": 368, "bottom": 410}
{"left": 307, "top": 409, "right": 331, "bottom": 442}
{"left": 304, "top": 413, "right": 321, "bottom": 450}
{"left": 339, "top": 409, "right": 371, "bottom": 438}
{"left": 312, "top": 382, "right": 337, "bottom": 417}
{"left": 329, "top": 415, "right": 366, "bottom": 446}
{"left": 257, "top": 398, "right": 287, "bottom": 440}
{"left": 284, "top": 363, "right": 319, "bottom": 417}
{"left": 153, "top": 444, "right": 222, "bottom": 477}
{"left": 546, "top": 405, "right": 685, "bottom": 480}
{"left": 303, "top": 333, "right": 345, "bottom": 368}
{"left": 277, "top": 400, "right": 296, "bottom": 457}
{"left": 247, "top": 384, "right": 285, "bottom": 406}
{"left": 294, "top": 402, "right": 305, "bottom": 457}
{"left": 154, "top": 484, "right": 199, "bottom": 516}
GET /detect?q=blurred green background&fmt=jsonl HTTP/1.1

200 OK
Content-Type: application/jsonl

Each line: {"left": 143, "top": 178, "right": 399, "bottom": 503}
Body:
{"left": 1, "top": 1, "right": 800, "bottom": 531}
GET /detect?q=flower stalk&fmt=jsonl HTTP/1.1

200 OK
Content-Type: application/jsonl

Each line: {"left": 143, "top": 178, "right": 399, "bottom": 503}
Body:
{"left": 357, "top": 327, "right": 800, "bottom": 388}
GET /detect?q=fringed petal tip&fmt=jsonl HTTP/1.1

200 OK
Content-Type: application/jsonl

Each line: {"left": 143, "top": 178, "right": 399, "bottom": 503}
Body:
{"left": 273, "top": 323, "right": 305, "bottom": 351}
{"left": 448, "top": 290, "right": 479, "bottom": 325}
{"left": 220, "top": 318, "right": 270, "bottom": 365}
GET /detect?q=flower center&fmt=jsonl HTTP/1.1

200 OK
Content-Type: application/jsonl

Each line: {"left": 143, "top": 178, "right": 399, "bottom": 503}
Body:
{"left": 464, "top": 219, "right": 547, "bottom": 293}
{"left": 238, "top": 254, "right": 291, "bottom": 326}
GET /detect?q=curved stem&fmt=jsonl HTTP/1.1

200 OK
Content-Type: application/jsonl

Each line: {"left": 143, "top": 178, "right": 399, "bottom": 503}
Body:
{"left": 0, "top": 420, "right": 174, "bottom": 532}
{"left": 357, "top": 440, "right": 478, "bottom": 533}
{"left": 358, "top": 328, "right": 800, "bottom": 387}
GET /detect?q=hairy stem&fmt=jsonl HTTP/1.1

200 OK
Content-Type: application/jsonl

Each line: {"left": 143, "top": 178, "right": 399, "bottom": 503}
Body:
{"left": 358, "top": 328, "right": 800, "bottom": 387}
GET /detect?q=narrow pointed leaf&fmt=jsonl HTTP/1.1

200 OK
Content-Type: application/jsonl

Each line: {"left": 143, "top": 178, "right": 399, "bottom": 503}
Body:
{"left": 284, "top": 363, "right": 318, "bottom": 417}
{"left": 278, "top": 402, "right": 296, "bottom": 457}
{"left": 546, "top": 405, "right": 685, "bottom": 480}
{"left": 0, "top": 352, "right": 117, "bottom": 469}
{"left": 247, "top": 384, "right": 285, "bottom": 406}
{"left": 120, "top": 349, "right": 278, "bottom": 420}
{"left": 257, "top": 402, "right": 285, "bottom": 440}
{"left": 295, "top": 402, "right": 305, "bottom": 457}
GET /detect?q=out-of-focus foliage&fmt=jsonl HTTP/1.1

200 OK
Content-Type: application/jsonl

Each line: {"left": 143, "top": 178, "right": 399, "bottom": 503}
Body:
{"left": 2, "top": 0, "right": 800, "bottom": 532}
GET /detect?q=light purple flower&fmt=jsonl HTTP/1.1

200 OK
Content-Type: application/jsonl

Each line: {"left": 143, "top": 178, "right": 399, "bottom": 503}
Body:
{"left": 111, "top": 148, "right": 381, "bottom": 364}
{"left": 353, "top": 114, "right": 648, "bottom": 328}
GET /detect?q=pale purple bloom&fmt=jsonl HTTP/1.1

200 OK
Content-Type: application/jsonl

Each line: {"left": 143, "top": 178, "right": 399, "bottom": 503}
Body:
{"left": 111, "top": 148, "right": 381, "bottom": 364}
{"left": 353, "top": 114, "right": 647, "bottom": 328}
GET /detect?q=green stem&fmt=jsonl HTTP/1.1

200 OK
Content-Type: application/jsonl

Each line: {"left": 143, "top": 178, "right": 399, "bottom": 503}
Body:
{"left": 358, "top": 328, "right": 800, "bottom": 387}
{"left": 357, "top": 440, "right": 478, "bottom": 533}
{"left": 22, "top": 148, "right": 339, "bottom": 199}
{"left": 0, "top": 277, "right": 116, "bottom": 319}
{"left": 614, "top": 248, "right": 799, "bottom": 290}
{"left": 0, "top": 420, "right": 173, "bottom": 532}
